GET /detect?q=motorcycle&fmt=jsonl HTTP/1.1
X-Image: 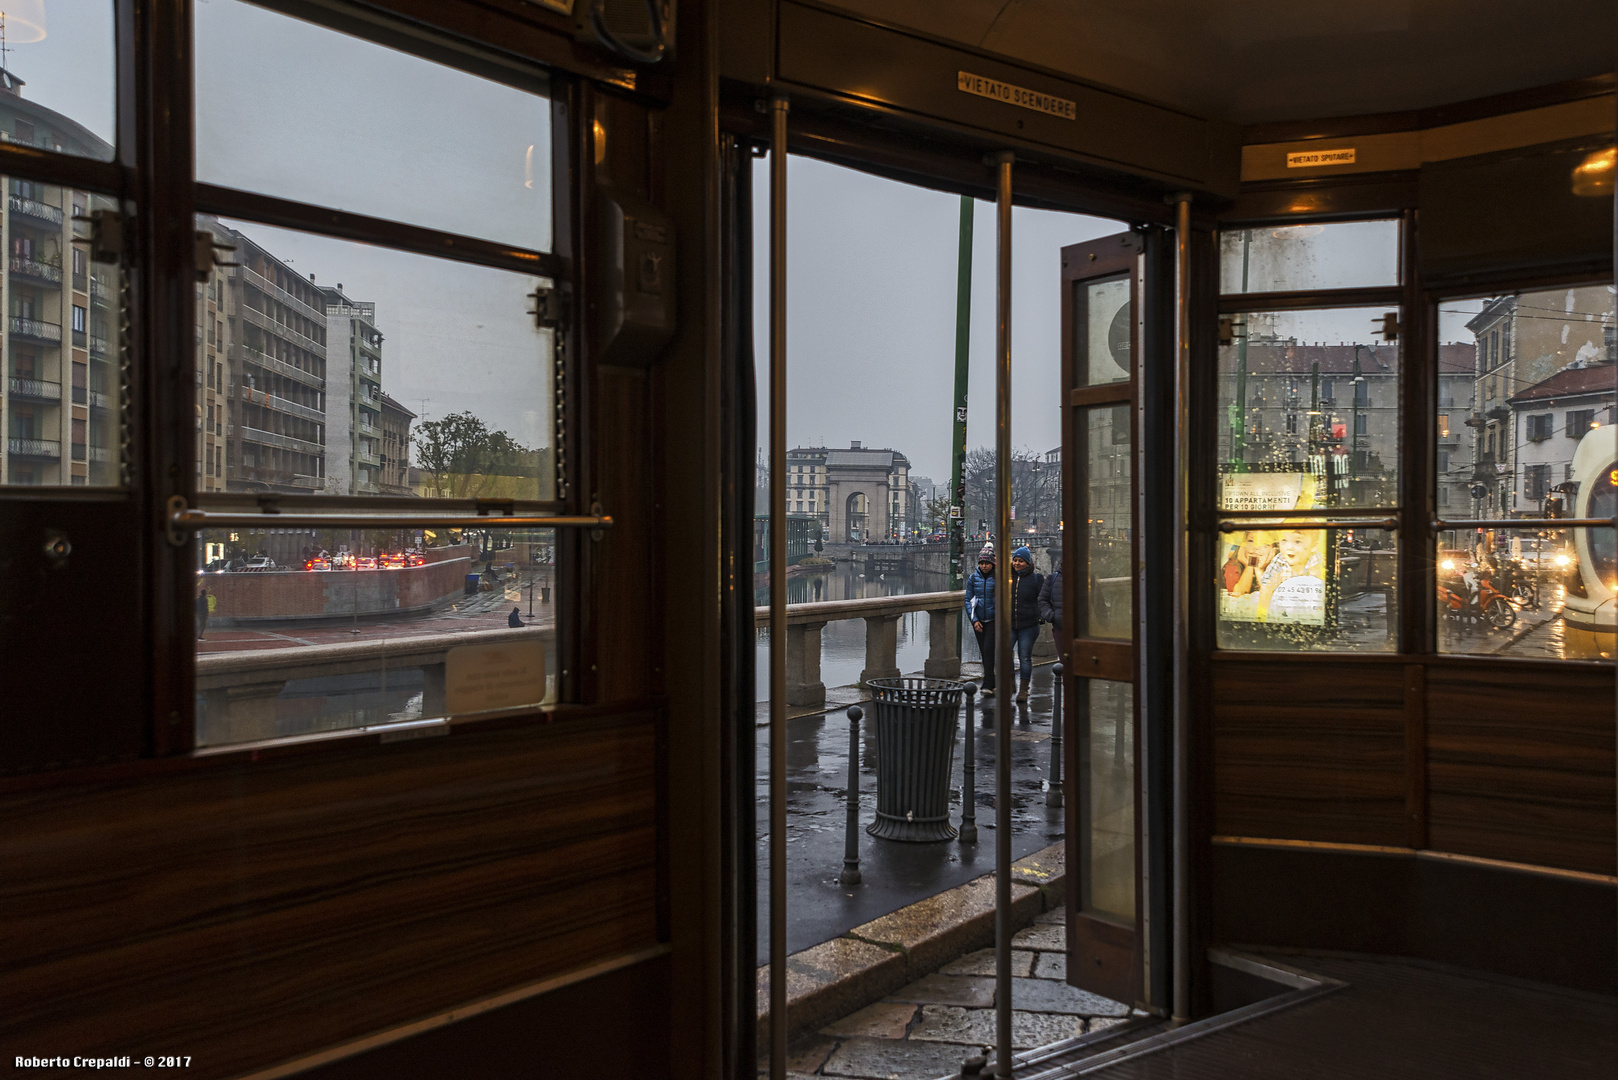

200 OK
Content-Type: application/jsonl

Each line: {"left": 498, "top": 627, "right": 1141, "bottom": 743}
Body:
{"left": 1437, "top": 563, "right": 1516, "bottom": 630}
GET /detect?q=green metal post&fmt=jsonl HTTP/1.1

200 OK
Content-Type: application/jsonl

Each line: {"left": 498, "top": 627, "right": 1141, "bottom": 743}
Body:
{"left": 949, "top": 194, "right": 974, "bottom": 591}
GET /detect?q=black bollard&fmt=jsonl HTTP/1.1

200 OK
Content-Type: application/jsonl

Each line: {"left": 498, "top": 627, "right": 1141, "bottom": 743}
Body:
{"left": 841, "top": 705, "right": 864, "bottom": 886}
{"left": 959, "top": 683, "right": 978, "bottom": 844}
{"left": 1047, "top": 663, "right": 1063, "bottom": 809}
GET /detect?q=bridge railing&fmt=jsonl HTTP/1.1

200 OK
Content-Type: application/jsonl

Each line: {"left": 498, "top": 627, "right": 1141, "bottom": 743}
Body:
{"left": 753, "top": 590, "right": 966, "bottom": 707}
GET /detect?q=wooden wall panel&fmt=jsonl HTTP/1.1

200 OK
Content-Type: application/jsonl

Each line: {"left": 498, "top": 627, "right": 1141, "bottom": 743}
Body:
{"left": 1427, "top": 662, "right": 1616, "bottom": 876}
{"left": 0, "top": 713, "right": 659, "bottom": 1079}
{"left": 1212, "top": 660, "right": 1407, "bottom": 845}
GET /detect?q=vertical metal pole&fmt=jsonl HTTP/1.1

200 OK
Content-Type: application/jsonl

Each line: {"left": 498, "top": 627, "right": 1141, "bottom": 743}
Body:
{"left": 768, "top": 96, "right": 790, "bottom": 1080}
{"left": 1171, "top": 193, "right": 1193, "bottom": 1026}
{"left": 960, "top": 682, "right": 978, "bottom": 842}
{"left": 1047, "top": 662, "right": 1063, "bottom": 808}
{"left": 992, "top": 150, "right": 1015, "bottom": 1079}
{"left": 950, "top": 195, "right": 975, "bottom": 593}
{"left": 842, "top": 705, "right": 863, "bottom": 886}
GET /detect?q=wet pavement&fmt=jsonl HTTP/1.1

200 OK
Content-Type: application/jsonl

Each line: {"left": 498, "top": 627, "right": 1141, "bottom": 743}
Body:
{"left": 758, "top": 659, "right": 1066, "bottom": 958}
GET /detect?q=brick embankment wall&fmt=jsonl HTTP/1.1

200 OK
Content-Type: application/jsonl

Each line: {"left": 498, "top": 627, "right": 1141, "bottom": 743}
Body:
{"left": 206, "top": 546, "right": 475, "bottom": 624}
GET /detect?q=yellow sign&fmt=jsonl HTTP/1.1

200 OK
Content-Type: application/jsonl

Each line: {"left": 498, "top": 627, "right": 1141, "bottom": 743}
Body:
{"left": 957, "top": 71, "right": 1076, "bottom": 121}
{"left": 1286, "top": 147, "right": 1357, "bottom": 168}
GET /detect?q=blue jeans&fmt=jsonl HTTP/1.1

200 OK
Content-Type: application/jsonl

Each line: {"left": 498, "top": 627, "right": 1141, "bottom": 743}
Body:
{"left": 1012, "top": 624, "right": 1039, "bottom": 682}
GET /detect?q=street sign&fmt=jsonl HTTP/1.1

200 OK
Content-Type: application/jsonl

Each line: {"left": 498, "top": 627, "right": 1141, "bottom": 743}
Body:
{"left": 949, "top": 505, "right": 962, "bottom": 519}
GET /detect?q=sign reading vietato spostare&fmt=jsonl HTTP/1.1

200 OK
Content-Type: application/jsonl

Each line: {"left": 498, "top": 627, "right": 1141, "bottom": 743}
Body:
{"left": 1286, "top": 147, "right": 1357, "bottom": 168}
{"left": 957, "top": 71, "right": 1076, "bottom": 120}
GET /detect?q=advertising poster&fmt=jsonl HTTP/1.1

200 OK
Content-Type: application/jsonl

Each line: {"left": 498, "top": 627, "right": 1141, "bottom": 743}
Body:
{"left": 1218, "top": 467, "right": 1328, "bottom": 627}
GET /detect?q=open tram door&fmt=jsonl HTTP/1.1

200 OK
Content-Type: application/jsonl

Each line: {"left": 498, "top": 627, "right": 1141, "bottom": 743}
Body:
{"left": 1059, "top": 229, "right": 1174, "bottom": 1014}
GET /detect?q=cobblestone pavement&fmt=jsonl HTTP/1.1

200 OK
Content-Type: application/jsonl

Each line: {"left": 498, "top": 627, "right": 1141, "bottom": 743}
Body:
{"left": 762, "top": 908, "right": 1135, "bottom": 1080}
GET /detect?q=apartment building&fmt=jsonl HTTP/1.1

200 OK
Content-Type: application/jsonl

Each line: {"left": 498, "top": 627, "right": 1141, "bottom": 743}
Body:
{"left": 318, "top": 284, "right": 383, "bottom": 495}
{"left": 0, "top": 67, "right": 117, "bottom": 486}
{"left": 378, "top": 393, "right": 415, "bottom": 495}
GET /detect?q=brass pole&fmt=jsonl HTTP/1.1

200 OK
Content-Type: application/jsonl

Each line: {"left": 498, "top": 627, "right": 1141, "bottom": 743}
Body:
{"left": 1171, "top": 192, "right": 1193, "bottom": 1026}
{"left": 992, "top": 149, "right": 1015, "bottom": 1079}
{"left": 768, "top": 96, "right": 790, "bottom": 1080}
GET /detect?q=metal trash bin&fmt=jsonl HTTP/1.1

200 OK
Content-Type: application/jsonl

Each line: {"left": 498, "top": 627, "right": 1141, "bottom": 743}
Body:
{"left": 864, "top": 677, "right": 964, "bottom": 842}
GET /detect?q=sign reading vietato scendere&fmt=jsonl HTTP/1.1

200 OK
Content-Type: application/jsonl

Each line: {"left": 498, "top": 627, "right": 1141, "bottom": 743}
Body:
{"left": 1286, "top": 147, "right": 1357, "bottom": 168}
{"left": 957, "top": 71, "right": 1076, "bottom": 120}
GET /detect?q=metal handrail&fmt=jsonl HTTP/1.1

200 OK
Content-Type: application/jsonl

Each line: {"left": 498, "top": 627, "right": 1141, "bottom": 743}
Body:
{"left": 1215, "top": 506, "right": 1396, "bottom": 519}
{"left": 750, "top": 589, "right": 965, "bottom": 629}
{"left": 1432, "top": 517, "right": 1614, "bottom": 529}
{"left": 1216, "top": 517, "right": 1400, "bottom": 531}
{"left": 167, "top": 496, "right": 611, "bottom": 546}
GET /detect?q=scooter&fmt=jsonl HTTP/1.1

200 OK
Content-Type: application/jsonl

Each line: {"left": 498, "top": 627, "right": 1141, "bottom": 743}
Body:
{"left": 1437, "top": 567, "right": 1516, "bottom": 630}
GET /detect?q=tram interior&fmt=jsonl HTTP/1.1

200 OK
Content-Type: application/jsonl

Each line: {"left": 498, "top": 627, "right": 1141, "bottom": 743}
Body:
{"left": 0, "top": 2, "right": 1614, "bottom": 1078}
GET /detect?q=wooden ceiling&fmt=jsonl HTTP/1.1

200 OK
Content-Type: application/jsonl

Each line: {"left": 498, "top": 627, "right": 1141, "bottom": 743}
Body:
{"left": 827, "top": 1, "right": 1617, "bottom": 124}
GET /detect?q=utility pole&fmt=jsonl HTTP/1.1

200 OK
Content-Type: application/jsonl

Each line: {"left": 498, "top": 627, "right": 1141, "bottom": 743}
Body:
{"left": 949, "top": 195, "right": 973, "bottom": 591}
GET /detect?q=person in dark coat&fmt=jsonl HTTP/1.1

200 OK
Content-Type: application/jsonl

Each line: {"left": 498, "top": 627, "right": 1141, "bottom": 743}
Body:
{"left": 196, "top": 586, "right": 212, "bottom": 640}
{"left": 1007, "top": 546, "right": 1045, "bottom": 701}
{"left": 964, "top": 543, "right": 997, "bottom": 695}
{"left": 1037, "top": 561, "right": 1063, "bottom": 645}
{"left": 508, "top": 606, "right": 524, "bottom": 628}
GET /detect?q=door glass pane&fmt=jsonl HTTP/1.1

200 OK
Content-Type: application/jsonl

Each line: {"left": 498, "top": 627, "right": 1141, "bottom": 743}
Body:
{"left": 4, "top": 189, "right": 123, "bottom": 487}
{"left": 1436, "top": 285, "right": 1616, "bottom": 659}
{"left": 1218, "top": 307, "right": 1400, "bottom": 509}
{"left": 1081, "top": 405, "right": 1132, "bottom": 638}
{"left": 195, "top": 0, "right": 551, "bottom": 251}
{"left": 1219, "top": 220, "right": 1399, "bottom": 294}
{"left": 1076, "top": 274, "right": 1131, "bottom": 387}
{"left": 1217, "top": 526, "right": 1397, "bottom": 651}
{"left": 195, "top": 215, "right": 555, "bottom": 500}
{"left": 196, "top": 525, "right": 558, "bottom": 748}
{"left": 0, "top": 3, "right": 116, "bottom": 161}
{"left": 1080, "top": 678, "right": 1134, "bottom": 925}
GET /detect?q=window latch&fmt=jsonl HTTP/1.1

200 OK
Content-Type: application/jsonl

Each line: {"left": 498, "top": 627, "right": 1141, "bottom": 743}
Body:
{"left": 70, "top": 208, "right": 125, "bottom": 263}
{"left": 1218, "top": 316, "right": 1245, "bottom": 346}
{"left": 194, "top": 231, "right": 240, "bottom": 282}
{"left": 1376, "top": 310, "right": 1401, "bottom": 342}
{"left": 527, "top": 283, "right": 568, "bottom": 330}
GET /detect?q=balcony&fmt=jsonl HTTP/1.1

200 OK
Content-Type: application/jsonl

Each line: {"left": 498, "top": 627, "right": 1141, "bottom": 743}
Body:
{"left": 9, "top": 256, "right": 62, "bottom": 287}
{"left": 239, "top": 425, "right": 324, "bottom": 457}
{"left": 8, "top": 194, "right": 64, "bottom": 227}
{"left": 8, "top": 437, "right": 61, "bottom": 458}
{"left": 87, "top": 446, "right": 112, "bottom": 463}
{"left": 241, "top": 303, "right": 326, "bottom": 358}
{"left": 239, "top": 383, "right": 325, "bottom": 423}
{"left": 88, "top": 389, "right": 113, "bottom": 410}
{"left": 90, "top": 278, "right": 113, "bottom": 306}
{"left": 240, "top": 265, "right": 327, "bottom": 324}
{"left": 8, "top": 375, "right": 61, "bottom": 402}
{"left": 89, "top": 335, "right": 110, "bottom": 358}
{"left": 10, "top": 316, "right": 62, "bottom": 345}
{"left": 230, "top": 343, "right": 325, "bottom": 391}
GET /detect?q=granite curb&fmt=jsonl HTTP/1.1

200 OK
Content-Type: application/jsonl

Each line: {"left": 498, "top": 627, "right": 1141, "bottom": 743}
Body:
{"left": 759, "top": 842, "right": 1065, "bottom": 1049}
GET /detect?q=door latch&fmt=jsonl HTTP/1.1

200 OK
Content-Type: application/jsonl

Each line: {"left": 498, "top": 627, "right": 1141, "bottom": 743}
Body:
{"left": 528, "top": 283, "right": 569, "bottom": 330}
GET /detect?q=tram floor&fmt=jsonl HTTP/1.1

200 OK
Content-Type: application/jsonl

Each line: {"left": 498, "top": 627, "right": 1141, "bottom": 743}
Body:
{"left": 757, "top": 661, "right": 1067, "bottom": 958}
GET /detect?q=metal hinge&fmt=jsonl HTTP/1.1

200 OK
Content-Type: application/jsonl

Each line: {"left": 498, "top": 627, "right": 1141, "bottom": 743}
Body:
{"left": 194, "top": 231, "right": 239, "bottom": 282}
{"left": 70, "top": 208, "right": 126, "bottom": 263}
{"left": 1218, "top": 315, "right": 1245, "bottom": 346}
{"left": 1375, "top": 310, "right": 1401, "bottom": 342}
{"left": 528, "top": 283, "right": 569, "bottom": 330}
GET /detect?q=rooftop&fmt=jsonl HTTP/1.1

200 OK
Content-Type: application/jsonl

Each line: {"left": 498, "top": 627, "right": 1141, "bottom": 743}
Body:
{"left": 1508, "top": 361, "right": 1617, "bottom": 404}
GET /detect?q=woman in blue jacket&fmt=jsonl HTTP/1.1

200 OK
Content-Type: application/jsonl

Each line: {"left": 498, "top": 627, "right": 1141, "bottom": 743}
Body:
{"left": 964, "top": 544, "right": 997, "bottom": 695}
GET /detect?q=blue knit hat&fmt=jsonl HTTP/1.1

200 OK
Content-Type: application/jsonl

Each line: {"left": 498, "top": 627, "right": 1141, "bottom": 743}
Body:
{"left": 1012, "top": 545, "right": 1034, "bottom": 564}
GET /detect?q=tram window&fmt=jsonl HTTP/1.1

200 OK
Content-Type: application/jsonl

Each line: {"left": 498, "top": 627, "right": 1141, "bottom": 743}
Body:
{"left": 1436, "top": 285, "right": 1616, "bottom": 661}
{"left": 195, "top": 526, "right": 559, "bottom": 748}
{"left": 1219, "top": 219, "right": 1400, "bottom": 295}
{"left": 195, "top": 0, "right": 552, "bottom": 252}
{"left": 1217, "top": 307, "right": 1401, "bottom": 510}
{"left": 190, "top": 217, "right": 556, "bottom": 501}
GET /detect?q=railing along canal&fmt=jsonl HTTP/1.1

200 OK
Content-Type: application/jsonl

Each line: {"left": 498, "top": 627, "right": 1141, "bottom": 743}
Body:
{"left": 752, "top": 590, "right": 965, "bottom": 707}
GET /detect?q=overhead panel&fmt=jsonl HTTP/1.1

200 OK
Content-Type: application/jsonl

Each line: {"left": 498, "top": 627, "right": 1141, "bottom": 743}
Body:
{"left": 770, "top": 1, "right": 1238, "bottom": 197}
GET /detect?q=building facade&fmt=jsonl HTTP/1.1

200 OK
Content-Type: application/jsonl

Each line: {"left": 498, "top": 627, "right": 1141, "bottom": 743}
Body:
{"left": 0, "top": 68, "right": 117, "bottom": 486}
{"left": 318, "top": 284, "right": 384, "bottom": 495}
{"left": 379, "top": 393, "right": 415, "bottom": 495}
{"left": 784, "top": 441, "right": 914, "bottom": 541}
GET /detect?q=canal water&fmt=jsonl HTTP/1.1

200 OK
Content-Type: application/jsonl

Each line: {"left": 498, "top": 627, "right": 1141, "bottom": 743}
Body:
{"left": 754, "top": 564, "right": 967, "bottom": 700}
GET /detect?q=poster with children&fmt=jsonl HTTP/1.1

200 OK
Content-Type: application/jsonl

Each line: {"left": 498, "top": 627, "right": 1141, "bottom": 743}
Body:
{"left": 1218, "top": 468, "right": 1328, "bottom": 626}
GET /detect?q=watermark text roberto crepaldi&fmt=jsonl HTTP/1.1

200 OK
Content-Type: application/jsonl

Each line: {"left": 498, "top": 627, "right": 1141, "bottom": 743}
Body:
{"left": 15, "top": 1056, "right": 193, "bottom": 1068}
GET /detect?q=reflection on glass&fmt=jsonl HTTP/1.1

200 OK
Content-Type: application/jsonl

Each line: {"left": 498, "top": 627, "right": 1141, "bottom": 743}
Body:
{"left": 3, "top": 185, "right": 123, "bottom": 486}
{"left": 195, "top": 215, "right": 555, "bottom": 500}
{"left": 1218, "top": 307, "right": 1400, "bottom": 509}
{"left": 196, "top": 0, "right": 551, "bottom": 250}
{"left": 1216, "top": 528, "right": 1397, "bottom": 651}
{"left": 0, "top": 3, "right": 116, "bottom": 161}
{"left": 1082, "top": 406, "right": 1131, "bottom": 639}
{"left": 1080, "top": 679, "right": 1134, "bottom": 925}
{"left": 195, "top": 526, "right": 558, "bottom": 747}
{"left": 1436, "top": 285, "right": 1615, "bottom": 660}
{"left": 1080, "top": 275, "right": 1131, "bottom": 386}
{"left": 1219, "top": 220, "right": 1399, "bottom": 294}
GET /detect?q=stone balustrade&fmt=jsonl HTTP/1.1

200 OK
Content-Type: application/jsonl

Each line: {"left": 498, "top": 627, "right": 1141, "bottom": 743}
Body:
{"left": 753, "top": 590, "right": 966, "bottom": 707}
